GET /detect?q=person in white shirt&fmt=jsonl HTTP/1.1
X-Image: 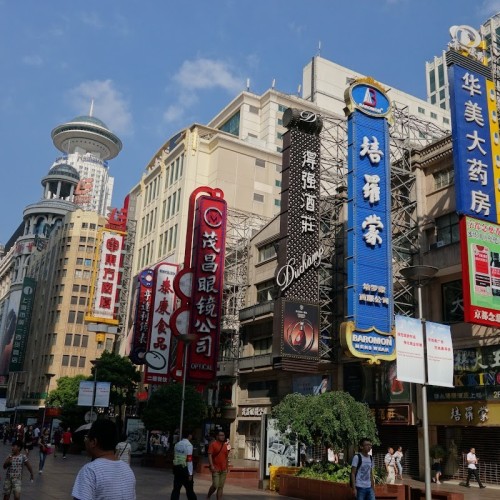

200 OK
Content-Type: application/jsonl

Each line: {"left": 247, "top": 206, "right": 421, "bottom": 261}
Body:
{"left": 171, "top": 430, "right": 197, "bottom": 500}
{"left": 115, "top": 435, "right": 132, "bottom": 465}
{"left": 384, "top": 447, "right": 396, "bottom": 484}
{"left": 465, "top": 447, "right": 486, "bottom": 489}
{"left": 72, "top": 420, "right": 136, "bottom": 500}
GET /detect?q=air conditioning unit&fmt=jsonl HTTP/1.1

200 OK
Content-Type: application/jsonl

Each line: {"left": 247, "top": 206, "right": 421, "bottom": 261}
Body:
{"left": 429, "top": 240, "right": 445, "bottom": 251}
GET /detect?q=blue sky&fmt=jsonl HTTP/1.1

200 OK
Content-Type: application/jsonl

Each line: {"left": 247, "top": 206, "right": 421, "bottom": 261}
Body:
{"left": 0, "top": 0, "right": 498, "bottom": 243}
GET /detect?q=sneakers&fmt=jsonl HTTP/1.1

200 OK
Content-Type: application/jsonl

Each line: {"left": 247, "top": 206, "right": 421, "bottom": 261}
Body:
{"left": 480, "top": 485, "right": 486, "bottom": 488}
{"left": 436, "top": 481, "right": 441, "bottom": 484}
{"left": 38, "top": 470, "right": 42, "bottom": 474}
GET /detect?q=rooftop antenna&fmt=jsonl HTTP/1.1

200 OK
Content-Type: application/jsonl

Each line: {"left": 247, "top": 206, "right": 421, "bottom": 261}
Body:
{"left": 271, "top": 78, "right": 276, "bottom": 89}
{"left": 246, "top": 78, "right": 250, "bottom": 92}
{"left": 317, "top": 40, "right": 321, "bottom": 57}
{"left": 89, "top": 99, "right": 94, "bottom": 117}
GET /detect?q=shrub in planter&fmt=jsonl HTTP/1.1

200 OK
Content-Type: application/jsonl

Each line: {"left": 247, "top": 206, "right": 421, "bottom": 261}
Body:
{"left": 295, "top": 461, "right": 386, "bottom": 484}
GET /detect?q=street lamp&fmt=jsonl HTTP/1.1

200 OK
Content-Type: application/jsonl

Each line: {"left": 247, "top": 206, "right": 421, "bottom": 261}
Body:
{"left": 41, "top": 373, "right": 55, "bottom": 431}
{"left": 90, "top": 360, "right": 102, "bottom": 423}
{"left": 177, "top": 334, "right": 197, "bottom": 439}
{"left": 400, "top": 265, "right": 438, "bottom": 500}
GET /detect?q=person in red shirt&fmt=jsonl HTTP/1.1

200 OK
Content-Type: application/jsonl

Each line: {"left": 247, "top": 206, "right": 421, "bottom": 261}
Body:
{"left": 61, "top": 427, "right": 72, "bottom": 459}
{"left": 207, "top": 430, "right": 230, "bottom": 500}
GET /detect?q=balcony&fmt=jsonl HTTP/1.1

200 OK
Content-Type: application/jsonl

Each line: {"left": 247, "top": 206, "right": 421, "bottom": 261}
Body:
{"left": 217, "top": 360, "right": 236, "bottom": 378}
{"left": 238, "top": 354, "right": 274, "bottom": 371}
{"left": 239, "top": 301, "right": 275, "bottom": 322}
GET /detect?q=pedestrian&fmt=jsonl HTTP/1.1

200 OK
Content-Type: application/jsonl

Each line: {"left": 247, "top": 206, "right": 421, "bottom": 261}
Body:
{"left": 384, "top": 447, "right": 396, "bottom": 484}
{"left": 207, "top": 430, "right": 230, "bottom": 500}
{"left": 23, "top": 426, "right": 34, "bottom": 458}
{"left": 115, "top": 434, "right": 132, "bottom": 465}
{"left": 38, "top": 435, "right": 50, "bottom": 474}
{"left": 351, "top": 438, "right": 375, "bottom": 500}
{"left": 61, "top": 427, "right": 72, "bottom": 459}
{"left": 394, "top": 446, "right": 404, "bottom": 480}
{"left": 72, "top": 419, "right": 136, "bottom": 500}
{"left": 464, "top": 447, "right": 486, "bottom": 489}
{"left": 171, "top": 430, "right": 197, "bottom": 500}
{"left": 53, "top": 427, "right": 61, "bottom": 457}
{"left": 432, "top": 457, "right": 442, "bottom": 484}
{"left": 2, "top": 439, "right": 34, "bottom": 499}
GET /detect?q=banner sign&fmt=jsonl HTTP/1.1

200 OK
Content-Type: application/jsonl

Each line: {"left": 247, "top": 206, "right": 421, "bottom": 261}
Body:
{"left": 9, "top": 278, "right": 37, "bottom": 372}
{"left": 86, "top": 229, "right": 124, "bottom": 325}
{"left": 187, "top": 195, "right": 227, "bottom": 382}
{"left": 273, "top": 109, "right": 322, "bottom": 368}
{"left": 460, "top": 216, "right": 500, "bottom": 327}
{"left": 426, "top": 321, "right": 454, "bottom": 387}
{"left": 94, "top": 381, "right": 111, "bottom": 407}
{"left": 129, "top": 269, "right": 154, "bottom": 365}
{"left": 77, "top": 381, "right": 95, "bottom": 406}
{"left": 447, "top": 51, "right": 500, "bottom": 223}
{"left": 144, "top": 262, "right": 178, "bottom": 384}
{"left": 394, "top": 315, "right": 425, "bottom": 384}
{"left": 341, "top": 79, "right": 395, "bottom": 364}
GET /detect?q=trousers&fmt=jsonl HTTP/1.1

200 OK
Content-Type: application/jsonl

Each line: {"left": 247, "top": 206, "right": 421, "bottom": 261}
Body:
{"left": 171, "top": 465, "right": 197, "bottom": 500}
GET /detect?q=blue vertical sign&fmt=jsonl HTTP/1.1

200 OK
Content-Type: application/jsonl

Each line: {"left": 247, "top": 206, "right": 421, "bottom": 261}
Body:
{"left": 340, "top": 79, "right": 395, "bottom": 364}
{"left": 447, "top": 54, "right": 499, "bottom": 223}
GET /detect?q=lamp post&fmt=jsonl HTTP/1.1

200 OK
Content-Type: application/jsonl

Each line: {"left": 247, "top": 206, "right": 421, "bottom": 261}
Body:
{"left": 400, "top": 265, "right": 438, "bottom": 500}
{"left": 90, "top": 360, "right": 101, "bottom": 423}
{"left": 177, "top": 334, "right": 197, "bottom": 439}
{"left": 41, "top": 373, "right": 55, "bottom": 431}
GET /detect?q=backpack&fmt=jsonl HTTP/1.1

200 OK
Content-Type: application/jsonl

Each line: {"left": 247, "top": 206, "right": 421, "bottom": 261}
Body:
{"left": 350, "top": 453, "right": 373, "bottom": 487}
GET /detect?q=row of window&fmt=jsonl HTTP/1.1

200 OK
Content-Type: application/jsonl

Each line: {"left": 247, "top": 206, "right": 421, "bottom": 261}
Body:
{"left": 62, "top": 355, "right": 86, "bottom": 368}
{"left": 258, "top": 242, "right": 277, "bottom": 263}
{"left": 256, "top": 279, "right": 279, "bottom": 303}
{"left": 64, "top": 222, "right": 98, "bottom": 231}
{"left": 141, "top": 208, "right": 158, "bottom": 238}
{"left": 429, "top": 64, "right": 445, "bottom": 93}
{"left": 161, "top": 188, "right": 182, "bottom": 222}
{"left": 417, "top": 105, "right": 449, "bottom": 123}
{"left": 65, "top": 333, "right": 89, "bottom": 347}
{"left": 138, "top": 223, "right": 179, "bottom": 268}
{"left": 433, "top": 168, "right": 454, "bottom": 190}
{"left": 144, "top": 155, "right": 185, "bottom": 207}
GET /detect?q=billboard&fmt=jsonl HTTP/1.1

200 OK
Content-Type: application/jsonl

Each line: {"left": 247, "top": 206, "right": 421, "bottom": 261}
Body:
{"left": 447, "top": 51, "right": 500, "bottom": 223}
{"left": 187, "top": 195, "right": 227, "bottom": 382}
{"left": 460, "top": 216, "right": 500, "bottom": 326}
{"left": 0, "top": 291, "right": 21, "bottom": 381}
{"left": 341, "top": 78, "right": 395, "bottom": 364}
{"left": 394, "top": 315, "right": 425, "bottom": 384}
{"left": 273, "top": 108, "right": 322, "bottom": 369}
{"left": 9, "top": 278, "right": 37, "bottom": 372}
{"left": 144, "top": 262, "right": 177, "bottom": 384}
{"left": 77, "top": 381, "right": 95, "bottom": 406}
{"left": 426, "top": 321, "right": 453, "bottom": 388}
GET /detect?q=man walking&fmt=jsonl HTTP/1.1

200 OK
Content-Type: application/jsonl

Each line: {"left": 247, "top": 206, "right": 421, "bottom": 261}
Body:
{"left": 207, "top": 430, "right": 230, "bottom": 500}
{"left": 72, "top": 420, "right": 136, "bottom": 500}
{"left": 3, "top": 440, "right": 34, "bottom": 500}
{"left": 384, "top": 447, "right": 396, "bottom": 484}
{"left": 61, "top": 427, "right": 72, "bottom": 459}
{"left": 171, "top": 430, "right": 197, "bottom": 500}
{"left": 351, "top": 438, "right": 375, "bottom": 500}
{"left": 465, "top": 447, "right": 486, "bottom": 488}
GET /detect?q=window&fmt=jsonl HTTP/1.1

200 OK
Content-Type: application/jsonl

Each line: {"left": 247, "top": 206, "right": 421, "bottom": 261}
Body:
{"left": 73, "top": 334, "right": 81, "bottom": 347}
{"left": 68, "top": 311, "right": 76, "bottom": 323}
{"left": 430, "top": 94, "right": 437, "bottom": 104}
{"left": 79, "top": 357, "right": 86, "bottom": 368}
{"left": 83, "top": 270, "right": 91, "bottom": 279}
{"left": 49, "top": 355, "right": 54, "bottom": 366}
{"left": 248, "top": 380, "right": 277, "bottom": 398}
{"left": 436, "top": 212, "right": 459, "bottom": 245}
{"left": 253, "top": 193, "right": 264, "bottom": 203}
{"left": 76, "top": 311, "right": 84, "bottom": 324}
{"left": 76, "top": 258, "right": 83, "bottom": 265}
{"left": 74, "top": 270, "right": 82, "bottom": 278}
{"left": 438, "top": 64, "right": 445, "bottom": 87}
{"left": 275, "top": 180, "right": 281, "bottom": 187}
{"left": 277, "top": 132, "right": 283, "bottom": 140}
{"left": 70, "top": 355, "right": 78, "bottom": 367}
{"left": 418, "top": 107, "right": 425, "bottom": 114}
{"left": 84, "top": 259, "right": 92, "bottom": 266}
{"left": 433, "top": 168, "right": 454, "bottom": 189}
{"left": 65, "top": 333, "right": 72, "bottom": 346}
{"left": 258, "top": 242, "right": 277, "bottom": 263}
{"left": 82, "top": 222, "right": 88, "bottom": 229}
{"left": 219, "top": 111, "right": 240, "bottom": 136}
{"left": 79, "top": 297, "right": 86, "bottom": 306}
{"left": 431, "top": 112, "right": 437, "bottom": 119}
{"left": 62, "top": 355, "right": 69, "bottom": 367}
{"left": 442, "top": 280, "right": 464, "bottom": 322}
{"left": 81, "top": 285, "right": 88, "bottom": 293}
{"left": 443, "top": 117, "right": 450, "bottom": 125}
{"left": 429, "top": 70, "right": 436, "bottom": 93}
{"left": 256, "top": 279, "right": 278, "bottom": 302}
{"left": 274, "top": 199, "right": 281, "bottom": 207}
{"left": 439, "top": 89, "right": 446, "bottom": 101}
{"left": 78, "top": 245, "right": 85, "bottom": 252}
{"left": 277, "top": 118, "right": 283, "bottom": 126}
{"left": 71, "top": 296, "right": 78, "bottom": 305}
{"left": 105, "top": 338, "right": 113, "bottom": 352}
{"left": 278, "top": 104, "right": 287, "bottom": 112}
{"left": 253, "top": 337, "right": 272, "bottom": 355}
{"left": 82, "top": 335, "right": 89, "bottom": 348}
{"left": 90, "top": 224, "right": 96, "bottom": 230}
{"left": 255, "top": 158, "right": 265, "bottom": 168}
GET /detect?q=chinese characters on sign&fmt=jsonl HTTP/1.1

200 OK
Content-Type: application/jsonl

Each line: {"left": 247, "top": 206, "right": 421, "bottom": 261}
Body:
{"left": 450, "top": 405, "right": 489, "bottom": 423}
{"left": 187, "top": 196, "right": 227, "bottom": 382}
{"left": 300, "top": 150, "right": 318, "bottom": 233}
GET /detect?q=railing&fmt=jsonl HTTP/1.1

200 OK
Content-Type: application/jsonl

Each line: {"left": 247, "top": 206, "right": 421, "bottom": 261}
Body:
{"left": 239, "top": 301, "right": 275, "bottom": 321}
{"left": 238, "top": 354, "right": 273, "bottom": 371}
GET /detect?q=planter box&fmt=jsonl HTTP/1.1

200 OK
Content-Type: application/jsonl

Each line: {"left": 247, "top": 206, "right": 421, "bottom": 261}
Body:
{"left": 279, "top": 474, "right": 407, "bottom": 500}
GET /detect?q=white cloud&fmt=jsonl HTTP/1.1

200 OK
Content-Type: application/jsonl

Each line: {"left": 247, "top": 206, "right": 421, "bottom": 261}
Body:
{"left": 22, "top": 55, "right": 43, "bottom": 67}
{"left": 481, "top": 0, "right": 500, "bottom": 15}
{"left": 67, "top": 80, "right": 133, "bottom": 135}
{"left": 164, "top": 58, "right": 243, "bottom": 124}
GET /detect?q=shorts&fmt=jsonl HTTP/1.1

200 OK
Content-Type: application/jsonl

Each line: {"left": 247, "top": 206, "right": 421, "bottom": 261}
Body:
{"left": 3, "top": 477, "right": 22, "bottom": 496}
{"left": 211, "top": 471, "right": 227, "bottom": 489}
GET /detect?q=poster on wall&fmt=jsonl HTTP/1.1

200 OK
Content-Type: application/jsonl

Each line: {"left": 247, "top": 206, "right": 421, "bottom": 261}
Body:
{"left": 265, "top": 417, "right": 299, "bottom": 476}
{"left": 282, "top": 301, "right": 319, "bottom": 360}
{"left": 395, "top": 315, "right": 425, "bottom": 384}
{"left": 292, "top": 374, "right": 330, "bottom": 395}
{"left": 126, "top": 418, "right": 147, "bottom": 455}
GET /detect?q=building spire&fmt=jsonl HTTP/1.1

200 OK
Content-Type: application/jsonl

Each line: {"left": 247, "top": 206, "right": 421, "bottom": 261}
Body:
{"left": 89, "top": 99, "right": 94, "bottom": 117}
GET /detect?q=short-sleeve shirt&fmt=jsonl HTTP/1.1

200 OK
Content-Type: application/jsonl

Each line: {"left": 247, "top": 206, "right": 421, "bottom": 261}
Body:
{"left": 5, "top": 454, "right": 28, "bottom": 480}
{"left": 62, "top": 431, "right": 72, "bottom": 444}
{"left": 72, "top": 458, "right": 136, "bottom": 500}
{"left": 208, "top": 440, "right": 229, "bottom": 472}
{"left": 351, "top": 454, "right": 373, "bottom": 489}
{"left": 385, "top": 453, "right": 395, "bottom": 467}
{"left": 467, "top": 452, "right": 477, "bottom": 469}
{"left": 115, "top": 442, "right": 132, "bottom": 464}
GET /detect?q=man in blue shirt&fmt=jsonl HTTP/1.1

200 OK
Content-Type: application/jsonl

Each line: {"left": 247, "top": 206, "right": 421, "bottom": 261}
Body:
{"left": 351, "top": 438, "right": 375, "bottom": 500}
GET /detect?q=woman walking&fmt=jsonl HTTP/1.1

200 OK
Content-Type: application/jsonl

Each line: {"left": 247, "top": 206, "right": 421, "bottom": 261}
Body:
{"left": 38, "top": 435, "right": 50, "bottom": 473}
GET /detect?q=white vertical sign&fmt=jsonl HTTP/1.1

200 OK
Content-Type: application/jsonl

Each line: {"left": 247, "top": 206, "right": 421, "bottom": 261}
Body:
{"left": 395, "top": 315, "right": 425, "bottom": 384}
{"left": 77, "top": 381, "right": 95, "bottom": 406}
{"left": 94, "top": 382, "right": 111, "bottom": 407}
{"left": 426, "top": 322, "right": 454, "bottom": 388}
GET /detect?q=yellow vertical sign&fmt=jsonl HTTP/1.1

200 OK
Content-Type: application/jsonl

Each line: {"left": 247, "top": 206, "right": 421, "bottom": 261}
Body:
{"left": 486, "top": 80, "right": 500, "bottom": 221}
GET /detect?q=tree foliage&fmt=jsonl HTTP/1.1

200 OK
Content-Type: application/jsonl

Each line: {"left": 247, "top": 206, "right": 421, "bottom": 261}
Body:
{"left": 141, "top": 383, "right": 207, "bottom": 433}
{"left": 272, "top": 391, "right": 379, "bottom": 450}
{"left": 46, "top": 375, "right": 87, "bottom": 408}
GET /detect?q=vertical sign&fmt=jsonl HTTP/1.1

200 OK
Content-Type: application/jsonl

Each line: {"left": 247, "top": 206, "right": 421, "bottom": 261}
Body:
{"left": 395, "top": 315, "right": 425, "bottom": 384}
{"left": 129, "top": 269, "right": 154, "bottom": 365}
{"left": 144, "top": 262, "right": 177, "bottom": 384}
{"left": 460, "top": 216, "right": 500, "bottom": 326}
{"left": 94, "top": 381, "right": 111, "bottom": 407}
{"left": 426, "top": 322, "right": 453, "bottom": 388}
{"left": 9, "top": 278, "right": 36, "bottom": 372}
{"left": 187, "top": 195, "right": 227, "bottom": 382}
{"left": 340, "top": 78, "right": 395, "bottom": 364}
{"left": 273, "top": 109, "right": 323, "bottom": 369}
{"left": 77, "top": 381, "right": 95, "bottom": 406}
{"left": 447, "top": 50, "right": 500, "bottom": 223}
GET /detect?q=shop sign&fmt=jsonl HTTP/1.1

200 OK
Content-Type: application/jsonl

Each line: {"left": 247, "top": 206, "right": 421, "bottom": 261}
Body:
{"left": 240, "top": 406, "right": 266, "bottom": 417}
{"left": 428, "top": 401, "right": 500, "bottom": 426}
{"left": 372, "top": 404, "right": 412, "bottom": 425}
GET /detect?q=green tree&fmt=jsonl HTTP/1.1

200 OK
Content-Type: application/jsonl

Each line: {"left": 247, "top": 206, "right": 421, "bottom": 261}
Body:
{"left": 272, "top": 391, "right": 379, "bottom": 450}
{"left": 141, "top": 383, "right": 207, "bottom": 433}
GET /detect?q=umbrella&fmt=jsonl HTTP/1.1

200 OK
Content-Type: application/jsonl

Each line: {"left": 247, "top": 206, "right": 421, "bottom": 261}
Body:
{"left": 75, "top": 423, "right": 92, "bottom": 433}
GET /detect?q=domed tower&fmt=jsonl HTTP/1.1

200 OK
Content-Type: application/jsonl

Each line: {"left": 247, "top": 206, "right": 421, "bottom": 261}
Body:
{"left": 51, "top": 109, "right": 122, "bottom": 216}
{"left": 12, "top": 164, "right": 80, "bottom": 285}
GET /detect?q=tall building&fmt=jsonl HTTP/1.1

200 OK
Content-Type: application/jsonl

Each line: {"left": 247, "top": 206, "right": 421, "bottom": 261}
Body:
{"left": 51, "top": 111, "right": 122, "bottom": 215}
